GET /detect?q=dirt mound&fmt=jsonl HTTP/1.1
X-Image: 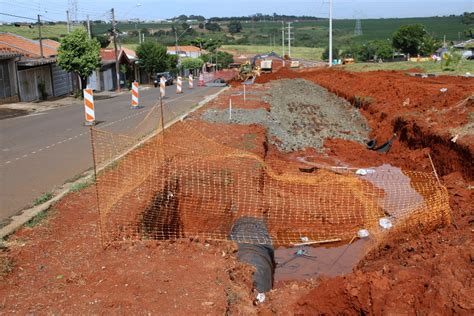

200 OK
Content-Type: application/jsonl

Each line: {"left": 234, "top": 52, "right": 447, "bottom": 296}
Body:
{"left": 254, "top": 68, "right": 474, "bottom": 315}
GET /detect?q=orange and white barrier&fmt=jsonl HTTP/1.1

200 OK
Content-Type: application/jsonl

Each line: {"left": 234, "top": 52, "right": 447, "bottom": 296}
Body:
{"left": 176, "top": 76, "right": 183, "bottom": 94}
{"left": 160, "top": 77, "right": 166, "bottom": 98}
{"left": 199, "top": 73, "right": 205, "bottom": 86}
{"left": 131, "top": 81, "right": 139, "bottom": 108}
{"left": 188, "top": 74, "right": 194, "bottom": 89}
{"left": 83, "top": 88, "right": 95, "bottom": 126}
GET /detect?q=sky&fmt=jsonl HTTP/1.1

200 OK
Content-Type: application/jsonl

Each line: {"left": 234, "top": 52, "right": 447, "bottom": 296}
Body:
{"left": 0, "top": 0, "right": 472, "bottom": 22}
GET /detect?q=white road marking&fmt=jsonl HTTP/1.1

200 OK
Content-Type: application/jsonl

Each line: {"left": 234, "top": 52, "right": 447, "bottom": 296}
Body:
{"left": 0, "top": 87, "right": 213, "bottom": 166}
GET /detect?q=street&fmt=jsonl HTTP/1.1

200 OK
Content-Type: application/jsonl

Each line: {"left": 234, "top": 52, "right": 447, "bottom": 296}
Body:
{"left": 0, "top": 83, "right": 223, "bottom": 225}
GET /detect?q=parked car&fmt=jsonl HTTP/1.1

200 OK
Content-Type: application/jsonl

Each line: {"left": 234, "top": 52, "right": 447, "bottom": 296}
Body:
{"left": 154, "top": 72, "right": 174, "bottom": 87}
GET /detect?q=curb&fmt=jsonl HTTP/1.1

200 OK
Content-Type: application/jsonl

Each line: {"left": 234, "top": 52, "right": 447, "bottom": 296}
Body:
{"left": 0, "top": 87, "right": 229, "bottom": 241}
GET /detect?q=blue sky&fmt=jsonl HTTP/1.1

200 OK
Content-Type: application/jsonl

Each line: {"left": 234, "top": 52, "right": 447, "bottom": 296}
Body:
{"left": 1, "top": 0, "right": 472, "bottom": 22}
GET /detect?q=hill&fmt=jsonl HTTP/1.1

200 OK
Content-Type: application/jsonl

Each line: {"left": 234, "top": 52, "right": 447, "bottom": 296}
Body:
{"left": 0, "top": 15, "right": 469, "bottom": 50}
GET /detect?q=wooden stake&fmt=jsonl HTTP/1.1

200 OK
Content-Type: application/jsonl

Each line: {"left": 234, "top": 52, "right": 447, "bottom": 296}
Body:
{"left": 291, "top": 238, "right": 341, "bottom": 247}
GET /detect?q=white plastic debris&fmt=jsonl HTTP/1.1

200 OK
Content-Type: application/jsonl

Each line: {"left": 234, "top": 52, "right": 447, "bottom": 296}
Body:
{"left": 256, "top": 293, "right": 266, "bottom": 303}
{"left": 440, "top": 88, "right": 448, "bottom": 93}
{"left": 357, "top": 229, "right": 370, "bottom": 238}
{"left": 451, "top": 134, "right": 459, "bottom": 143}
{"left": 356, "top": 169, "right": 376, "bottom": 176}
{"left": 379, "top": 218, "right": 393, "bottom": 229}
{"left": 300, "top": 236, "right": 309, "bottom": 242}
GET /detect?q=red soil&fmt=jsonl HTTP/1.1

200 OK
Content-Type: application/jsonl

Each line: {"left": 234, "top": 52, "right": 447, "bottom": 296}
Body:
{"left": 1, "top": 68, "right": 472, "bottom": 314}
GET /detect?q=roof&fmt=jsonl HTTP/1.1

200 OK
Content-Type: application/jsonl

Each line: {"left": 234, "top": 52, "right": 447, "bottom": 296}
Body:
{"left": 122, "top": 47, "right": 137, "bottom": 59}
{"left": 100, "top": 48, "right": 131, "bottom": 64}
{"left": 0, "top": 32, "right": 58, "bottom": 58}
{"left": 43, "top": 39, "right": 60, "bottom": 49}
{"left": 167, "top": 45, "right": 202, "bottom": 53}
{"left": 0, "top": 47, "right": 22, "bottom": 59}
{"left": 453, "top": 39, "right": 474, "bottom": 49}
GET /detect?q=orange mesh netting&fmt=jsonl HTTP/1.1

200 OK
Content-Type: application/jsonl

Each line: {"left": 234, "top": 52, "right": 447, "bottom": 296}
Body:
{"left": 91, "top": 105, "right": 451, "bottom": 247}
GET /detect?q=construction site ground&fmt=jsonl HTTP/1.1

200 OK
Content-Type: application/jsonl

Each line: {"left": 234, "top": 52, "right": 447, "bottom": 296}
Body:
{"left": 1, "top": 67, "right": 473, "bottom": 314}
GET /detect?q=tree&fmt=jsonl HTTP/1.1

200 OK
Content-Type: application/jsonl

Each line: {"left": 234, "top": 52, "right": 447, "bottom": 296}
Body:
{"left": 200, "top": 51, "right": 234, "bottom": 69}
{"left": 228, "top": 21, "right": 242, "bottom": 34}
{"left": 180, "top": 57, "right": 204, "bottom": 71}
{"left": 191, "top": 37, "right": 206, "bottom": 50}
{"left": 322, "top": 46, "right": 340, "bottom": 61}
{"left": 392, "top": 24, "right": 436, "bottom": 56}
{"left": 352, "top": 40, "right": 394, "bottom": 61}
{"left": 203, "top": 39, "right": 222, "bottom": 52}
{"left": 205, "top": 22, "right": 222, "bottom": 32}
{"left": 136, "top": 42, "right": 170, "bottom": 79}
{"left": 57, "top": 28, "right": 101, "bottom": 93}
{"left": 461, "top": 12, "right": 474, "bottom": 25}
{"left": 181, "top": 22, "right": 190, "bottom": 31}
{"left": 464, "top": 28, "right": 474, "bottom": 39}
{"left": 92, "top": 34, "right": 111, "bottom": 48}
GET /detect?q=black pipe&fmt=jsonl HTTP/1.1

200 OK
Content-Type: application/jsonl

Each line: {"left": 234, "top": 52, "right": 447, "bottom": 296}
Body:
{"left": 229, "top": 217, "right": 275, "bottom": 293}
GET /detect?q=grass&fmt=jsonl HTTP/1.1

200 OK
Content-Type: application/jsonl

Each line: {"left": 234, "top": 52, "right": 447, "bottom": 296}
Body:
{"left": 223, "top": 45, "right": 324, "bottom": 61}
{"left": 0, "top": 24, "right": 81, "bottom": 40}
{"left": 33, "top": 192, "right": 53, "bottom": 206}
{"left": 25, "top": 208, "right": 50, "bottom": 228}
{"left": 340, "top": 60, "right": 474, "bottom": 75}
{"left": 69, "top": 177, "right": 95, "bottom": 193}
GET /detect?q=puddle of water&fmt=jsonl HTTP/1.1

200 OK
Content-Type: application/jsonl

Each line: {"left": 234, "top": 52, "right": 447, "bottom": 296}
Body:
{"left": 359, "top": 164, "right": 425, "bottom": 219}
{"left": 274, "top": 238, "right": 370, "bottom": 282}
{"left": 272, "top": 162, "right": 428, "bottom": 283}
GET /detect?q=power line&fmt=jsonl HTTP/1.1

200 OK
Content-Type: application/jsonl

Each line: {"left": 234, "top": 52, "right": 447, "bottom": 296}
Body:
{"left": 0, "top": 13, "right": 37, "bottom": 21}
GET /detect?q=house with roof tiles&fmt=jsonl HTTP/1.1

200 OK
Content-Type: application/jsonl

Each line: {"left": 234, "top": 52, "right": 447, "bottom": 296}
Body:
{"left": 167, "top": 45, "right": 205, "bottom": 58}
{"left": 87, "top": 47, "right": 142, "bottom": 91}
{"left": 0, "top": 32, "right": 74, "bottom": 103}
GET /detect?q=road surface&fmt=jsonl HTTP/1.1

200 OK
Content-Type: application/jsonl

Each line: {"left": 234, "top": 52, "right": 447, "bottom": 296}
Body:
{"left": 0, "top": 83, "right": 223, "bottom": 226}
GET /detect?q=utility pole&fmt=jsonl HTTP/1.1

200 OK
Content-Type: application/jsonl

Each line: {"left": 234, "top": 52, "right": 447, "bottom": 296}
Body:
{"left": 111, "top": 8, "right": 120, "bottom": 91}
{"left": 37, "top": 15, "right": 44, "bottom": 58}
{"left": 66, "top": 10, "right": 71, "bottom": 33}
{"left": 87, "top": 15, "right": 91, "bottom": 39}
{"left": 281, "top": 21, "right": 285, "bottom": 57}
{"left": 287, "top": 22, "right": 293, "bottom": 58}
{"left": 329, "top": 0, "right": 333, "bottom": 67}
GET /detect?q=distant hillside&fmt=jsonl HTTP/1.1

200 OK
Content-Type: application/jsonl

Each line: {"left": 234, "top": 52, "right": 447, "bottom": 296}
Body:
{"left": 1, "top": 15, "right": 469, "bottom": 49}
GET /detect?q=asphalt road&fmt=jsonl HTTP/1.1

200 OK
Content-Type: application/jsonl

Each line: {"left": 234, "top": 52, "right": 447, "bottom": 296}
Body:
{"left": 0, "top": 83, "right": 223, "bottom": 226}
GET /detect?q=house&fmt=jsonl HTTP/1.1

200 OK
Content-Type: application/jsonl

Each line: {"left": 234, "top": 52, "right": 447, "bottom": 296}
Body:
{"left": 453, "top": 39, "right": 474, "bottom": 58}
{"left": 0, "top": 32, "right": 74, "bottom": 102}
{"left": 0, "top": 49, "right": 21, "bottom": 104}
{"left": 87, "top": 48, "right": 141, "bottom": 91}
{"left": 167, "top": 45, "right": 204, "bottom": 58}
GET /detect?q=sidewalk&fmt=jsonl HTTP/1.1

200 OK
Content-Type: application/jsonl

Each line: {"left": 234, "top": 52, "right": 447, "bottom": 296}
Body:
{"left": 0, "top": 86, "right": 152, "bottom": 120}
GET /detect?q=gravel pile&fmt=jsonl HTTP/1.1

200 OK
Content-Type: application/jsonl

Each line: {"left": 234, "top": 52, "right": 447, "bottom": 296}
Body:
{"left": 201, "top": 79, "right": 371, "bottom": 152}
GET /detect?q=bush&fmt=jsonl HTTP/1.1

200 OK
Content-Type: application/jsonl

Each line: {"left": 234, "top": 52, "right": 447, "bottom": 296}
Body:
{"left": 322, "top": 46, "right": 340, "bottom": 60}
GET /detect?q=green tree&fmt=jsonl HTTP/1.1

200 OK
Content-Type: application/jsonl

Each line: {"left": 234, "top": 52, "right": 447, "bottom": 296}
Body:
{"left": 136, "top": 42, "right": 170, "bottom": 79}
{"left": 93, "top": 34, "right": 110, "bottom": 48}
{"left": 203, "top": 39, "right": 222, "bottom": 52}
{"left": 191, "top": 37, "right": 206, "bottom": 50}
{"left": 180, "top": 57, "right": 204, "bottom": 70}
{"left": 200, "top": 51, "right": 234, "bottom": 69}
{"left": 322, "top": 46, "right": 340, "bottom": 61}
{"left": 181, "top": 22, "right": 190, "bottom": 31}
{"left": 392, "top": 24, "right": 436, "bottom": 56}
{"left": 205, "top": 22, "right": 222, "bottom": 32}
{"left": 464, "top": 28, "right": 474, "bottom": 39}
{"left": 57, "top": 28, "right": 101, "bottom": 93}
{"left": 461, "top": 12, "right": 474, "bottom": 25}
{"left": 228, "top": 21, "right": 242, "bottom": 34}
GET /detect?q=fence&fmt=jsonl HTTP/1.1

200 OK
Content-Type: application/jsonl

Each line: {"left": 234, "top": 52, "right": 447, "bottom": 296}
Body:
{"left": 91, "top": 114, "right": 451, "bottom": 247}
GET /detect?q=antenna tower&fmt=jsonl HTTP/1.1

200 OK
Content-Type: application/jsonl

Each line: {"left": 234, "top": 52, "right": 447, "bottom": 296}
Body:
{"left": 354, "top": 19, "right": 363, "bottom": 36}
